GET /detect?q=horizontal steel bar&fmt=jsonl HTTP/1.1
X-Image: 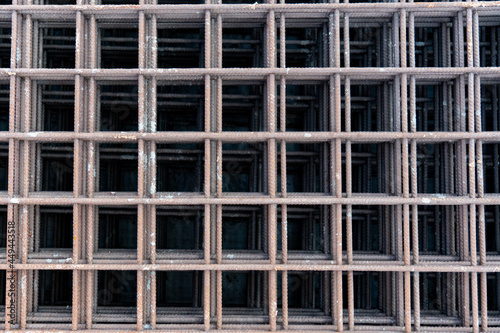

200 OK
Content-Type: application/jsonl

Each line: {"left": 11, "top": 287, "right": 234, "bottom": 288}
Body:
{"left": 1, "top": 2, "right": 500, "bottom": 15}
{"left": 3, "top": 263, "right": 500, "bottom": 273}
{"left": 0, "top": 67, "right": 499, "bottom": 79}
{"left": 4, "top": 194, "right": 500, "bottom": 205}
{"left": 2, "top": 131, "right": 500, "bottom": 143}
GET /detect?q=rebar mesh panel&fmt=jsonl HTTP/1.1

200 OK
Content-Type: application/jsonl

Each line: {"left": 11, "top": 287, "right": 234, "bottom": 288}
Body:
{"left": 0, "top": 0, "right": 499, "bottom": 332}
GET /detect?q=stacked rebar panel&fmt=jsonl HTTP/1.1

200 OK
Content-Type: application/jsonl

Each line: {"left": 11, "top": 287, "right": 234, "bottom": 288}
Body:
{"left": 0, "top": 0, "right": 499, "bottom": 332}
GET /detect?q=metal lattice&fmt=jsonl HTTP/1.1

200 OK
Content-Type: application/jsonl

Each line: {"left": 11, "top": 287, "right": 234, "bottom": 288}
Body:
{"left": 0, "top": 0, "right": 500, "bottom": 332}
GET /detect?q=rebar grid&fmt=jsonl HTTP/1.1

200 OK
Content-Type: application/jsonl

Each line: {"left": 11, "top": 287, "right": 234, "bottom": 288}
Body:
{"left": 0, "top": 0, "right": 499, "bottom": 332}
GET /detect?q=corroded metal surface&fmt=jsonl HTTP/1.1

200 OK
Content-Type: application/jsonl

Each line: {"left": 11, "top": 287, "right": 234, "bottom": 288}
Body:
{"left": 0, "top": 0, "right": 499, "bottom": 332}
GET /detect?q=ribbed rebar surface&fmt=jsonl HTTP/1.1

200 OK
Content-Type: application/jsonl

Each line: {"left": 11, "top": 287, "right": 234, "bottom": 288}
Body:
{"left": 0, "top": 0, "right": 500, "bottom": 332}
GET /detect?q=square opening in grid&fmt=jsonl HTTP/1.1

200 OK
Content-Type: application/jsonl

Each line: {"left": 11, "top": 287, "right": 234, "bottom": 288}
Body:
{"left": 485, "top": 273, "right": 500, "bottom": 326}
{"left": 38, "top": 270, "right": 72, "bottom": 307}
{"left": 343, "top": 271, "right": 396, "bottom": 326}
{"left": 0, "top": 84, "right": 6, "bottom": 192}
{"left": 344, "top": 81, "right": 395, "bottom": 132}
{"left": 417, "top": 143, "right": 456, "bottom": 194}
{"left": 97, "top": 271, "right": 137, "bottom": 308}
{"left": 222, "top": 271, "right": 267, "bottom": 324}
{"left": 0, "top": 206, "right": 6, "bottom": 249}
{"left": 35, "top": 143, "right": 74, "bottom": 192}
{"left": 484, "top": 143, "right": 500, "bottom": 194}
{"left": 416, "top": 205, "right": 459, "bottom": 259}
{"left": 278, "top": 143, "right": 329, "bottom": 193}
{"left": 279, "top": 82, "right": 329, "bottom": 132}
{"left": 343, "top": 205, "right": 395, "bottom": 260}
{"left": 349, "top": 143, "right": 393, "bottom": 194}
{"left": 98, "top": 206, "right": 137, "bottom": 250}
{"left": 156, "top": 271, "right": 203, "bottom": 324}
{"left": 27, "top": 270, "right": 73, "bottom": 327}
{"left": 100, "top": 84, "right": 138, "bottom": 132}
{"left": 157, "top": 271, "right": 203, "bottom": 308}
{"left": 0, "top": 270, "right": 4, "bottom": 307}
{"left": 485, "top": 205, "right": 500, "bottom": 256}
{"left": 279, "top": 26, "right": 326, "bottom": 68}
{"left": 348, "top": 23, "right": 391, "bottom": 67}
{"left": 479, "top": 22, "right": 500, "bottom": 67}
{"left": 222, "top": 142, "right": 264, "bottom": 192}
{"left": 481, "top": 83, "right": 500, "bottom": 131}
{"left": 415, "top": 80, "right": 458, "bottom": 132}
{"left": 412, "top": 22, "right": 454, "bottom": 67}
{"left": 156, "top": 206, "right": 204, "bottom": 251}
{"left": 222, "top": 27, "right": 264, "bottom": 68}
{"left": 0, "top": 142, "right": 7, "bottom": 191}
{"left": 40, "top": 84, "right": 75, "bottom": 132}
{"left": 157, "top": 84, "right": 204, "bottom": 131}
{"left": 101, "top": 27, "right": 138, "bottom": 69}
{"left": 222, "top": 206, "right": 264, "bottom": 253}
{"left": 277, "top": 205, "right": 326, "bottom": 254}
{"left": 38, "top": 206, "right": 73, "bottom": 250}
{"left": 418, "top": 272, "right": 461, "bottom": 326}
{"left": 278, "top": 271, "right": 331, "bottom": 325}
{"left": 222, "top": 83, "right": 265, "bottom": 131}
{"left": 36, "top": 24, "right": 75, "bottom": 69}
{"left": 157, "top": 26, "right": 204, "bottom": 68}
{"left": 99, "top": 143, "right": 138, "bottom": 192}
{"left": 0, "top": 83, "right": 8, "bottom": 131}
{"left": 157, "top": 143, "right": 204, "bottom": 192}
{"left": 0, "top": 25, "right": 10, "bottom": 68}
{"left": 0, "top": 205, "right": 5, "bottom": 249}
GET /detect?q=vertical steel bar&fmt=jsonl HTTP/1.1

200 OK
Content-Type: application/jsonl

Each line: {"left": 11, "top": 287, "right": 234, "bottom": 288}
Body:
{"left": 472, "top": 9, "right": 487, "bottom": 332}
{"left": 475, "top": 97, "right": 487, "bottom": 326}
{"left": 409, "top": 12, "right": 419, "bottom": 326}
{"left": 86, "top": 12, "right": 98, "bottom": 330}
{"left": 72, "top": 7, "right": 85, "bottom": 331}
{"left": 343, "top": 12, "right": 354, "bottom": 331}
{"left": 6, "top": 9, "right": 20, "bottom": 331}
{"left": 279, "top": 12, "right": 287, "bottom": 325}
{"left": 466, "top": 10, "right": 478, "bottom": 333}
{"left": 148, "top": 9, "right": 157, "bottom": 329}
{"left": 392, "top": 8, "right": 405, "bottom": 327}
{"left": 266, "top": 9, "right": 277, "bottom": 331}
{"left": 400, "top": 8, "right": 412, "bottom": 332}
{"left": 215, "top": 12, "right": 223, "bottom": 330}
{"left": 137, "top": 9, "right": 147, "bottom": 331}
{"left": 329, "top": 8, "right": 343, "bottom": 331}
{"left": 458, "top": 9, "right": 471, "bottom": 328}
{"left": 19, "top": 13, "right": 33, "bottom": 330}
{"left": 203, "top": 19, "right": 212, "bottom": 330}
